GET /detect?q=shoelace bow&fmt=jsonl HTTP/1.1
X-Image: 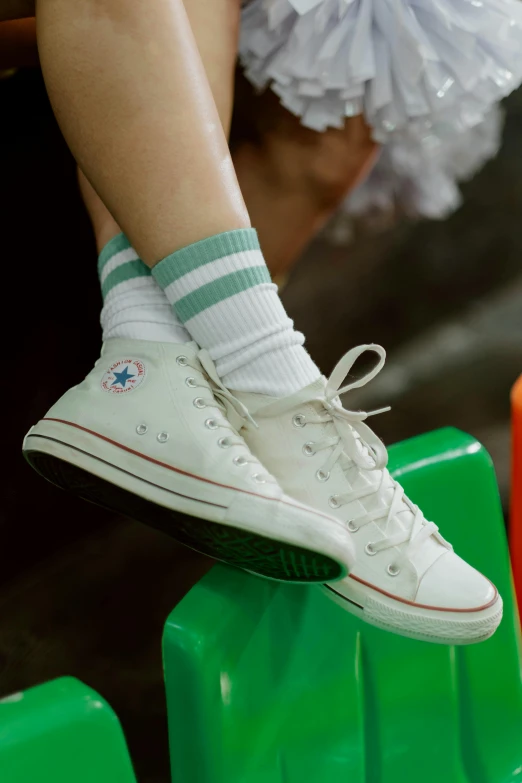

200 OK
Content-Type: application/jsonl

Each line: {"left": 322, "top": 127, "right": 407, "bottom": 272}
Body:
{"left": 253, "top": 344, "right": 441, "bottom": 568}
{"left": 190, "top": 350, "right": 275, "bottom": 484}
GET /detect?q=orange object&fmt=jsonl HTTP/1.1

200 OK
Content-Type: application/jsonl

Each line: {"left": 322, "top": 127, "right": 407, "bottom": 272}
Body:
{"left": 510, "top": 375, "right": 522, "bottom": 614}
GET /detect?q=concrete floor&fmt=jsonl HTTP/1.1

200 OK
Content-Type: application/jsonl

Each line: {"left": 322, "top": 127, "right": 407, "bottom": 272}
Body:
{"left": 1, "top": 69, "right": 520, "bottom": 781}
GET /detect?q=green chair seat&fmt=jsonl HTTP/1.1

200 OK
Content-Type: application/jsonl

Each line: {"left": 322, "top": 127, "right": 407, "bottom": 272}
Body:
{"left": 164, "top": 428, "right": 522, "bottom": 783}
{"left": 0, "top": 677, "right": 137, "bottom": 782}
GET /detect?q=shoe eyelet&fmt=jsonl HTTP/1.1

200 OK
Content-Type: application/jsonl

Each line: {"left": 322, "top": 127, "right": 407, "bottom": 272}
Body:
{"left": 387, "top": 564, "right": 401, "bottom": 577}
{"left": 316, "top": 469, "right": 330, "bottom": 482}
{"left": 303, "top": 442, "right": 315, "bottom": 456}
{"left": 347, "top": 520, "right": 359, "bottom": 532}
{"left": 205, "top": 418, "right": 218, "bottom": 430}
{"left": 185, "top": 377, "right": 197, "bottom": 388}
{"left": 328, "top": 495, "right": 340, "bottom": 509}
{"left": 193, "top": 397, "right": 206, "bottom": 409}
{"left": 233, "top": 456, "right": 247, "bottom": 466}
{"left": 365, "top": 542, "right": 377, "bottom": 556}
{"left": 136, "top": 424, "right": 148, "bottom": 435}
{"left": 292, "top": 414, "right": 306, "bottom": 428}
{"left": 217, "top": 437, "right": 230, "bottom": 448}
{"left": 251, "top": 473, "right": 266, "bottom": 484}
{"left": 157, "top": 431, "right": 169, "bottom": 443}
{"left": 176, "top": 355, "right": 188, "bottom": 366}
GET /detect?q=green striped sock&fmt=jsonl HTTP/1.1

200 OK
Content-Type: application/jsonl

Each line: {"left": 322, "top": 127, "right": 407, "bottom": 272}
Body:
{"left": 151, "top": 228, "right": 319, "bottom": 395}
{"left": 98, "top": 233, "right": 190, "bottom": 344}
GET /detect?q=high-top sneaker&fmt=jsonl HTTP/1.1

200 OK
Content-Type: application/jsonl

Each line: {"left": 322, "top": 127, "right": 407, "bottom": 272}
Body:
{"left": 234, "top": 344, "right": 503, "bottom": 644}
{"left": 23, "top": 339, "right": 355, "bottom": 583}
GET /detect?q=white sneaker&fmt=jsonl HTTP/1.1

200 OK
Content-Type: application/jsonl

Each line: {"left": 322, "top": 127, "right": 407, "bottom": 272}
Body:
{"left": 23, "top": 339, "right": 355, "bottom": 583}
{"left": 234, "top": 344, "right": 503, "bottom": 644}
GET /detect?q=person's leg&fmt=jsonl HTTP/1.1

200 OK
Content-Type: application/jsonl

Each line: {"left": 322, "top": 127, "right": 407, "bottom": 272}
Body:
{"left": 39, "top": 0, "right": 374, "bottom": 274}
{"left": 28, "top": 0, "right": 355, "bottom": 583}
{"left": 232, "top": 84, "right": 378, "bottom": 279}
{"left": 183, "top": 0, "right": 239, "bottom": 135}
{"left": 36, "top": 0, "right": 248, "bottom": 262}
{"left": 76, "top": 0, "right": 240, "bottom": 344}
{"left": 38, "top": 0, "right": 319, "bottom": 394}
{"left": 30, "top": 0, "right": 500, "bottom": 634}
{"left": 5, "top": 3, "right": 372, "bottom": 276}
{"left": 78, "top": 169, "right": 120, "bottom": 253}
{"left": 79, "top": 170, "right": 191, "bottom": 343}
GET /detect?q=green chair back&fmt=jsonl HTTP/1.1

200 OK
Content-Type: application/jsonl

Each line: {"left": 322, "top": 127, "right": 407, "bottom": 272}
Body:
{"left": 164, "top": 428, "right": 522, "bottom": 783}
{"left": 0, "top": 677, "right": 137, "bottom": 782}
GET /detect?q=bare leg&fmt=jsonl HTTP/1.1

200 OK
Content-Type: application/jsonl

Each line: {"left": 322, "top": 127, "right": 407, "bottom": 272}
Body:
{"left": 41, "top": 0, "right": 372, "bottom": 276}
{"left": 78, "top": 169, "right": 121, "bottom": 253}
{"left": 81, "top": 108, "right": 376, "bottom": 281}
{"left": 36, "top": 0, "right": 249, "bottom": 264}
{"left": 183, "top": 0, "right": 239, "bottom": 134}
{"left": 76, "top": 0, "right": 242, "bottom": 259}
{"left": 232, "top": 85, "right": 378, "bottom": 278}
{"left": 13, "top": 2, "right": 372, "bottom": 275}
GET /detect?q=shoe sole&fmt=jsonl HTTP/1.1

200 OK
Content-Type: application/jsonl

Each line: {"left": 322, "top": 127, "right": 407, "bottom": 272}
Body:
{"left": 23, "top": 421, "right": 345, "bottom": 584}
{"left": 321, "top": 579, "right": 503, "bottom": 645}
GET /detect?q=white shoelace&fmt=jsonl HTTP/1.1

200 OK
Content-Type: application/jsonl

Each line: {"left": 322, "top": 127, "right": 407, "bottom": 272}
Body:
{"left": 252, "top": 344, "right": 441, "bottom": 570}
{"left": 184, "top": 350, "right": 276, "bottom": 485}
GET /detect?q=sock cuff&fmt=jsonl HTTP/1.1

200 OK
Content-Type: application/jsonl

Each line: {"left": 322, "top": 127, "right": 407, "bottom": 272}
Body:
{"left": 152, "top": 228, "right": 261, "bottom": 290}
{"left": 98, "top": 233, "right": 132, "bottom": 276}
{"left": 98, "top": 234, "right": 153, "bottom": 302}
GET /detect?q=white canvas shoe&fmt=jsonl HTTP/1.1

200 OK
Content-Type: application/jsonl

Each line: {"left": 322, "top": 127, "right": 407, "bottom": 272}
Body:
{"left": 23, "top": 339, "right": 355, "bottom": 583}
{"left": 234, "top": 344, "right": 503, "bottom": 644}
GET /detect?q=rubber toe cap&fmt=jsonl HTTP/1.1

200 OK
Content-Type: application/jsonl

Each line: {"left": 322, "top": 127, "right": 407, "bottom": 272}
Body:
{"left": 416, "top": 551, "right": 497, "bottom": 611}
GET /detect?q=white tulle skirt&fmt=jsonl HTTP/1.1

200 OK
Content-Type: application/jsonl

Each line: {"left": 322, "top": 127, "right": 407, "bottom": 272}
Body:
{"left": 239, "top": 0, "right": 522, "bottom": 219}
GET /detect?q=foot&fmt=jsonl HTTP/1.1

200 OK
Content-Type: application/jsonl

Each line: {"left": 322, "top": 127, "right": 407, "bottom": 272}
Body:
{"left": 234, "top": 344, "right": 503, "bottom": 644}
{"left": 23, "top": 339, "right": 355, "bottom": 583}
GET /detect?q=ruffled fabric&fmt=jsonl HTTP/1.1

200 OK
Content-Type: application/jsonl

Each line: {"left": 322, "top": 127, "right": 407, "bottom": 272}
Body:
{"left": 345, "top": 104, "right": 504, "bottom": 220}
{"left": 239, "top": 0, "right": 522, "bottom": 143}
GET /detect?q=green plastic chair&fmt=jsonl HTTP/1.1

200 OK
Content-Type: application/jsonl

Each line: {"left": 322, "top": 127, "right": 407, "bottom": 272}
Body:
{"left": 0, "top": 677, "right": 137, "bottom": 783}
{"left": 164, "top": 427, "right": 522, "bottom": 783}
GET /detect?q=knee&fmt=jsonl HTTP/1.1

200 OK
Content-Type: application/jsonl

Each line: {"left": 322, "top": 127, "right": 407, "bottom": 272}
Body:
{"left": 304, "top": 118, "right": 379, "bottom": 208}
{"left": 261, "top": 110, "right": 378, "bottom": 210}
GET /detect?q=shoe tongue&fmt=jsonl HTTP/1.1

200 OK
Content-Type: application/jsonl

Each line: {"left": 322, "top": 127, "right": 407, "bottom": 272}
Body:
{"left": 233, "top": 389, "right": 278, "bottom": 416}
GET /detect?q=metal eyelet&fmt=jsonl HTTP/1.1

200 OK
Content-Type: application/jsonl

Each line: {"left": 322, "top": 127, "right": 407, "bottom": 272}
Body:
{"left": 218, "top": 437, "right": 230, "bottom": 448}
{"left": 205, "top": 418, "right": 218, "bottom": 430}
{"left": 185, "top": 377, "right": 197, "bottom": 388}
{"left": 328, "top": 495, "right": 340, "bottom": 509}
{"left": 233, "top": 456, "right": 247, "bottom": 466}
{"left": 365, "top": 542, "right": 377, "bottom": 556}
{"left": 316, "top": 469, "right": 330, "bottom": 482}
{"left": 136, "top": 424, "right": 148, "bottom": 435}
{"left": 303, "top": 442, "right": 315, "bottom": 456}
{"left": 292, "top": 414, "right": 306, "bottom": 428}
{"left": 251, "top": 473, "right": 266, "bottom": 484}
{"left": 176, "top": 355, "right": 188, "bottom": 366}
{"left": 347, "top": 520, "right": 360, "bottom": 533}
{"left": 157, "top": 431, "right": 169, "bottom": 443}
{"left": 387, "top": 564, "right": 401, "bottom": 577}
{"left": 193, "top": 398, "right": 206, "bottom": 409}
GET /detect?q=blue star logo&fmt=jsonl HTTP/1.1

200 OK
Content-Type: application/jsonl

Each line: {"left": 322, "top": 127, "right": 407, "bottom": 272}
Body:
{"left": 111, "top": 365, "right": 136, "bottom": 388}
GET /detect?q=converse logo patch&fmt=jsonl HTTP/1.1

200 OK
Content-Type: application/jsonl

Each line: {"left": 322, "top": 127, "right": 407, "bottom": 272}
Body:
{"left": 101, "top": 358, "right": 146, "bottom": 394}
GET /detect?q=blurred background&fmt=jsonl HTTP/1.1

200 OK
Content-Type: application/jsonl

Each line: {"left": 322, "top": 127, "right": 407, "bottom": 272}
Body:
{"left": 1, "top": 61, "right": 521, "bottom": 781}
